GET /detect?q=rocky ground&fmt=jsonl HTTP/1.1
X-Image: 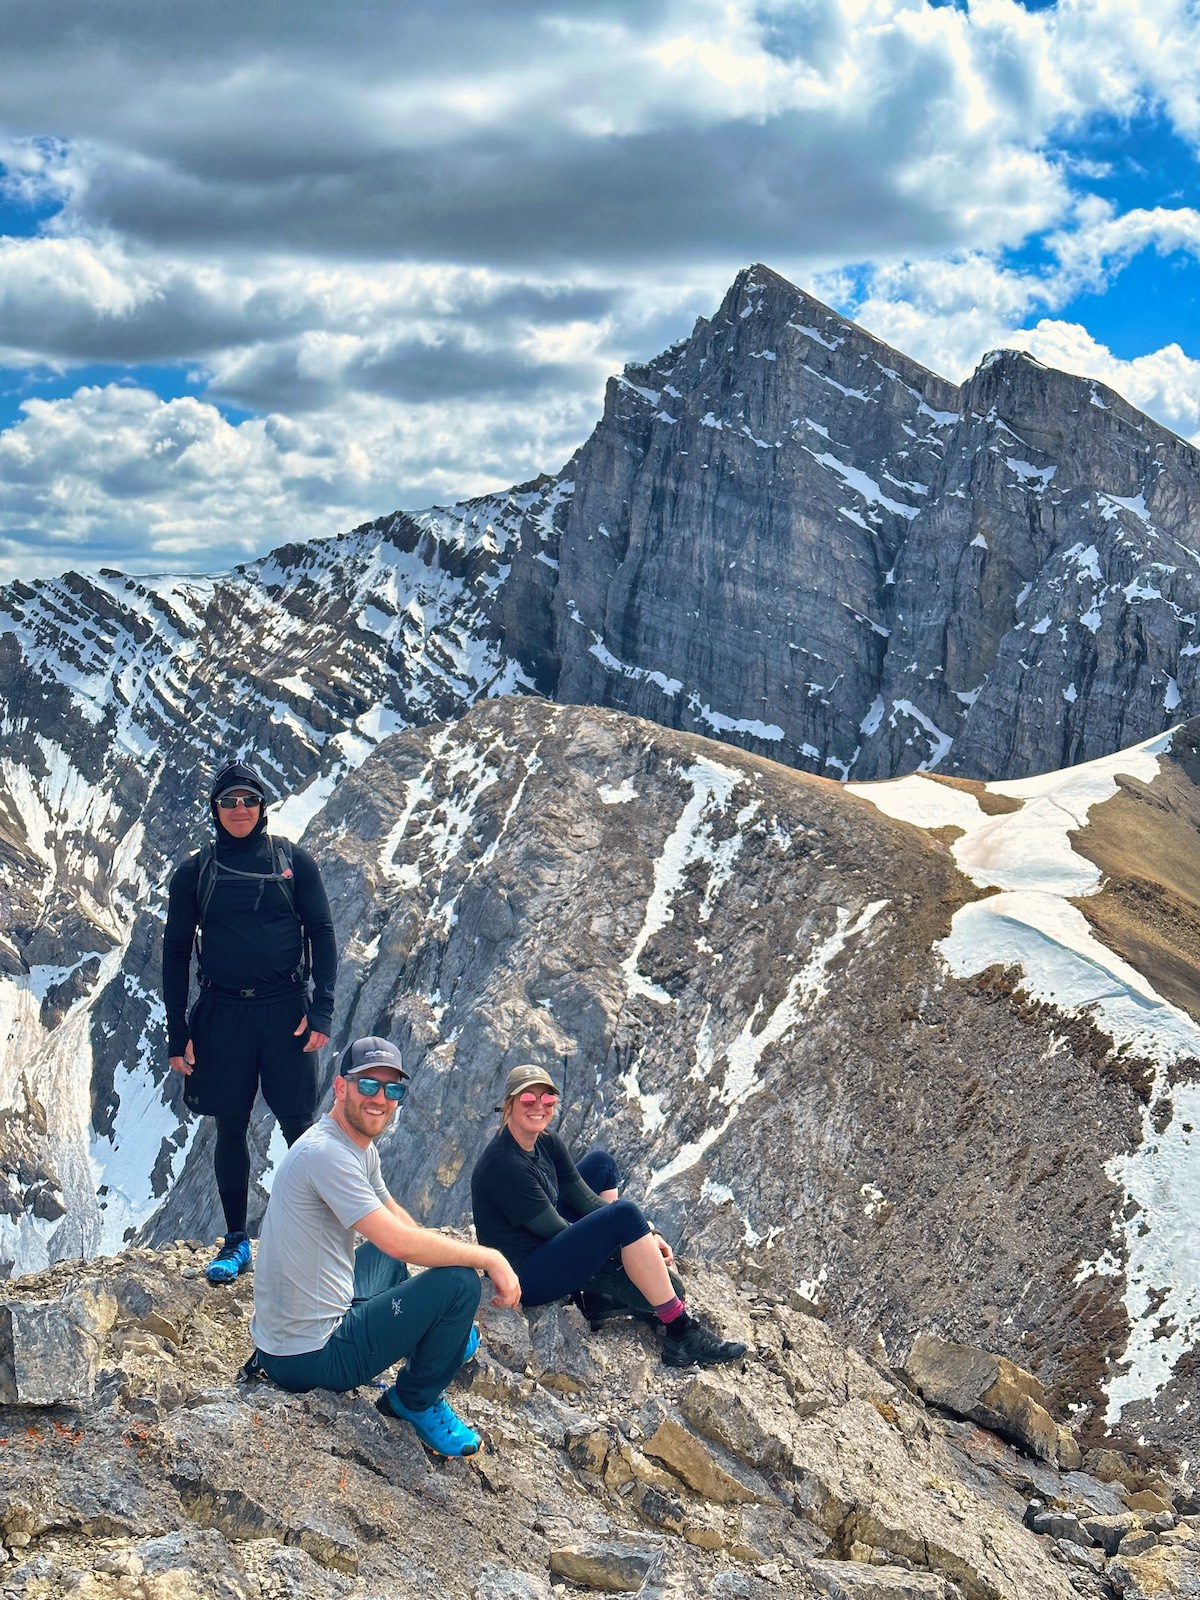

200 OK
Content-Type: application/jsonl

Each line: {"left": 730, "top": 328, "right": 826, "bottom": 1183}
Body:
{"left": 3, "top": 1242, "right": 1199, "bottom": 1600}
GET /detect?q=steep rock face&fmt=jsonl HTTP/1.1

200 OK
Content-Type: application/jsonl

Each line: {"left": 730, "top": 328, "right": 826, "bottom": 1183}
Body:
{"left": 542, "top": 266, "right": 959, "bottom": 776}
{"left": 506, "top": 265, "right": 1200, "bottom": 781}
{"left": 869, "top": 349, "right": 1200, "bottom": 779}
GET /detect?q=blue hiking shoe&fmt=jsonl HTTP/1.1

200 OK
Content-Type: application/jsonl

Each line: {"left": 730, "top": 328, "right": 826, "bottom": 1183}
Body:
{"left": 462, "top": 1324, "right": 480, "bottom": 1364}
{"left": 206, "top": 1232, "right": 252, "bottom": 1284}
{"left": 377, "top": 1391, "right": 481, "bottom": 1457}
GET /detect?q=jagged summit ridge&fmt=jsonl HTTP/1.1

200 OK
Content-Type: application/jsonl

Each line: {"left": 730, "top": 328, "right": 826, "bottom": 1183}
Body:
{"left": 4, "top": 260, "right": 1198, "bottom": 801}
{"left": 531, "top": 263, "right": 1200, "bottom": 780}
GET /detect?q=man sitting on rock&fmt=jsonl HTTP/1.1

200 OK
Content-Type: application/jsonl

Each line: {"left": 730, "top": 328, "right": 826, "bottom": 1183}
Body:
{"left": 249, "top": 1037, "right": 521, "bottom": 1457}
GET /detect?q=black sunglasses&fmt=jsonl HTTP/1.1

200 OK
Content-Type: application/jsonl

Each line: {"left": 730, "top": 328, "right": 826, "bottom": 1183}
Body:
{"left": 217, "top": 793, "right": 262, "bottom": 810}
{"left": 352, "top": 1077, "right": 407, "bottom": 1102}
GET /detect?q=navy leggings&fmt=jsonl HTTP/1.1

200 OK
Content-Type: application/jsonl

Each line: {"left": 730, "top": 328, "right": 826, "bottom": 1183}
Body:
{"left": 256, "top": 1244, "right": 481, "bottom": 1411}
{"left": 517, "top": 1148, "right": 653, "bottom": 1308}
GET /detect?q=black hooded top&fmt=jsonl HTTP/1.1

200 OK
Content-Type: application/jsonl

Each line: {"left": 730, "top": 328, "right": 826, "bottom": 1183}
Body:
{"left": 161, "top": 764, "right": 337, "bottom": 1056}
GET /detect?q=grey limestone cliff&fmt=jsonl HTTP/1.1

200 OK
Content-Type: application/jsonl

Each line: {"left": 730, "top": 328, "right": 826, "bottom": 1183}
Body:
{"left": 493, "top": 264, "right": 1200, "bottom": 782}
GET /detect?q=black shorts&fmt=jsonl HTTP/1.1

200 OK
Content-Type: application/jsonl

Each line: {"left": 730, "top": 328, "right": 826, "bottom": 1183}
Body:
{"left": 183, "top": 989, "right": 318, "bottom": 1121}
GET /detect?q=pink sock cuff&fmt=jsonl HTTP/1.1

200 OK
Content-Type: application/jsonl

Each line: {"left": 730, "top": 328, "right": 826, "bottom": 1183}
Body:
{"left": 654, "top": 1296, "right": 685, "bottom": 1324}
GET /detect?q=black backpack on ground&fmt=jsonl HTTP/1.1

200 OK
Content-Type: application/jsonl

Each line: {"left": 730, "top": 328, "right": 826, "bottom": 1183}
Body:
{"left": 571, "top": 1257, "right": 687, "bottom": 1332}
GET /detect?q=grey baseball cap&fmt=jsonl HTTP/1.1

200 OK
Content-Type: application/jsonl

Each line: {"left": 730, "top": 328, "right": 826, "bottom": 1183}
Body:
{"left": 339, "top": 1037, "right": 409, "bottom": 1080}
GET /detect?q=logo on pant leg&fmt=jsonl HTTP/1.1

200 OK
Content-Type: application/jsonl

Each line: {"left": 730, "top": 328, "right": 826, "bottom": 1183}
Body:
{"left": 392, "top": 1298, "right": 405, "bottom": 1315}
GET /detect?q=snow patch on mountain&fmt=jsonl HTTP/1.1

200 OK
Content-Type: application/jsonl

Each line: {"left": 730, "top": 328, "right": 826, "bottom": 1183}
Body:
{"left": 850, "top": 729, "right": 1200, "bottom": 1421}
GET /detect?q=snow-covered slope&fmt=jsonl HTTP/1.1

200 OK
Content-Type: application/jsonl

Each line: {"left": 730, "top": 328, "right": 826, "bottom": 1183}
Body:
{"left": 852, "top": 726, "right": 1200, "bottom": 1428}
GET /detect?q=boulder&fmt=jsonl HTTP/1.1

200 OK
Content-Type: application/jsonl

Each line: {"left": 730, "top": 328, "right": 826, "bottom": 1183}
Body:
{"left": 1061, "top": 1472, "right": 1129, "bottom": 1516}
{"left": 0, "top": 1287, "right": 116, "bottom": 1404}
{"left": 478, "top": 1305, "right": 533, "bottom": 1374}
{"left": 472, "top": 1568, "right": 553, "bottom": 1600}
{"left": 805, "top": 1560, "right": 965, "bottom": 1598}
{"left": 548, "top": 1541, "right": 662, "bottom": 1592}
{"left": 1118, "top": 1530, "right": 1160, "bottom": 1557}
{"left": 1055, "top": 1539, "right": 1104, "bottom": 1574}
{"left": 1030, "top": 1509, "right": 1092, "bottom": 1545}
{"left": 902, "top": 1335, "right": 1077, "bottom": 1468}
{"left": 1083, "top": 1511, "right": 1142, "bottom": 1555}
{"left": 643, "top": 1419, "right": 760, "bottom": 1505}
{"left": 1130, "top": 1489, "right": 1176, "bottom": 1518}
{"left": 1109, "top": 1547, "right": 1200, "bottom": 1599}
{"left": 526, "top": 1303, "right": 605, "bottom": 1394}
{"left": 677, "top": 1372, "right": 801, "bottom": 1475}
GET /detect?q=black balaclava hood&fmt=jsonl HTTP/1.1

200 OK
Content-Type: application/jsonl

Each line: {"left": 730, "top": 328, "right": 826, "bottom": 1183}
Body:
{"left": 209, "top": 759, "right": 271, "bottom": 846}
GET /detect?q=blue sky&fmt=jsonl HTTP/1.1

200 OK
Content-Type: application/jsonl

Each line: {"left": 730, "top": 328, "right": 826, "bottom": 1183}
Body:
{"left": 0, "top": 0, "right": 1199, "bottom": 581}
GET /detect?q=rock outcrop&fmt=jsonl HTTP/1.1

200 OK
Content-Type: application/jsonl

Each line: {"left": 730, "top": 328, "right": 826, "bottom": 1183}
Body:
{"left": 903, "top": 1334, "right": 1082, "bottom": 1471}
{"left": 7, "top": 1241, "right": 1191, "bottom": 1600}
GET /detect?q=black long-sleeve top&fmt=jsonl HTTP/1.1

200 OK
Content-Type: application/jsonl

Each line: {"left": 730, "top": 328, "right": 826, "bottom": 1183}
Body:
{"left": 471, "top": 1126, "right": 607, "bottom": 1267}
{"left": 162, "top": 827, "right": 337, "bottom": 1055}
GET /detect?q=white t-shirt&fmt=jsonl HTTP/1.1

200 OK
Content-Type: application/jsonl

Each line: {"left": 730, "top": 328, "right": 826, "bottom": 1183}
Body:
{"left": 250, "top": 1114, "right": 389, "bottom": 1356}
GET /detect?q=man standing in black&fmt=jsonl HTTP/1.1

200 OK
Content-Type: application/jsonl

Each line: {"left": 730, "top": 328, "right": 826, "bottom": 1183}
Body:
{"left": 163, "top": 759, "right": 337, "bottom": 1283}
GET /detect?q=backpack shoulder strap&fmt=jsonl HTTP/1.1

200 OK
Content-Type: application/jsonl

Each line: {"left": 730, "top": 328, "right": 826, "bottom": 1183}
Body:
{"left": 268, "top": 835, "right": 309, "bottom": 984}
{"left": 194, "top": 843, "right": 218, "bottom": 925}
{"left": 267, "top": 834, "right": 297, "bottom": 912}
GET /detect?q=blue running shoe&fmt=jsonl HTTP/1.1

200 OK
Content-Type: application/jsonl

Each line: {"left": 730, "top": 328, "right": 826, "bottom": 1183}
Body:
{"left": 377, "top": 1391, "right": 481, "bottom": 1457}
{"left": 462, "top": 1324, "right": 480, "bottom": 1363}
{"left": 206, "top": 1232, "right": 252, "bottom": 1284}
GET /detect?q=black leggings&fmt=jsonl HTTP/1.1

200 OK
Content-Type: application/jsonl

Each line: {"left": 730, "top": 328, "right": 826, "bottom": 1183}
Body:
{"left": 517, "top": 1151, "right": 654, "bottom": 1310}
{"left": 214, "top": 1113, "right": 311, "bottom": 1234}
{"left": 518, "top": 1200, "right": 653, "bottom": 1307}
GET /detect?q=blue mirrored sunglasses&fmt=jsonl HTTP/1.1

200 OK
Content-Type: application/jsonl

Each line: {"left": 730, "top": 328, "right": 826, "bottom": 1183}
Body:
{"left": 352, "top": 1077, "right": 407, "bottom": 1102}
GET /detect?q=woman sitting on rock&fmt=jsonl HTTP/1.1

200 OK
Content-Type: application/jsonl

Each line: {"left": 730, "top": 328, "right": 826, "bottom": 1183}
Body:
{"left": 470, "top": 1064, "right": 745, "bottom": 1368}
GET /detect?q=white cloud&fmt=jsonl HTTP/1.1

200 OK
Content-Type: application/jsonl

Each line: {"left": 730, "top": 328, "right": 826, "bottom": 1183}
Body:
{"left": 1047, "top": 198, "right": 1200, "bottom": 297}
{"left": 0, "top": 381, "right": 600, "bottom": 580}
{"left": 1051, "top": 0, "right": 1200, "bottom": 141}
{"left": 0, "top": 0, "right": 1199, "bottom": 576}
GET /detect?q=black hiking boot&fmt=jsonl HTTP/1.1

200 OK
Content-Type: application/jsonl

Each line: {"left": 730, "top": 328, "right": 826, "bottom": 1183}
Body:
{"left": 661, "top": 1316, "right": 747, "bottom": 1369}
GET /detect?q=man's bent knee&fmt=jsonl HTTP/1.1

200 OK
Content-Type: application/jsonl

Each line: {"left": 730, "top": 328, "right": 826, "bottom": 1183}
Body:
{"left": 433, "top": 1265, "right": 483, "bottom": 1310}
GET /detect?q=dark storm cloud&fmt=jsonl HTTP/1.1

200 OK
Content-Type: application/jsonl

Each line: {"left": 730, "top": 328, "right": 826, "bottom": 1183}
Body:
{"left": 0, "top": 0, "right": 1037, "bottom": 276}
{"left": 0, "top": 251, "right": 624, "bottom": 375}
{"left": 0, "top": 274, "right": 264, "bottom": 366}
{"left": 207, "top": 333, "right": 594, "bottom": 414}
{"left": 71, "top": 116, "right": 965, "bottom": 272}
{"left": 351, "top": 339, "right": 588, "bottom": 403}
